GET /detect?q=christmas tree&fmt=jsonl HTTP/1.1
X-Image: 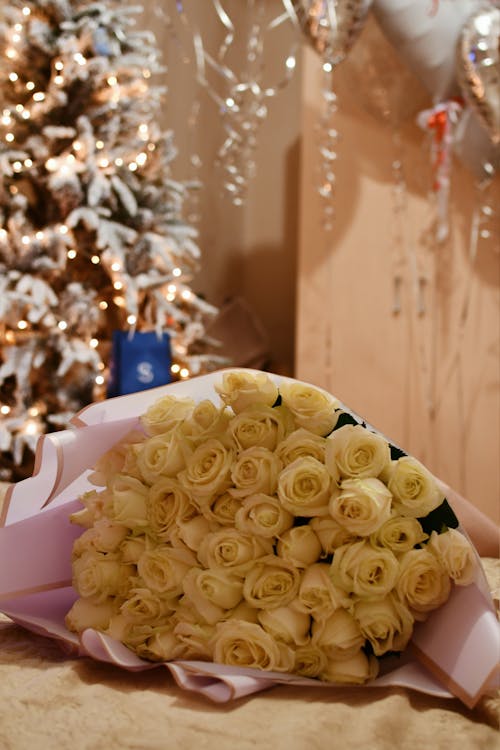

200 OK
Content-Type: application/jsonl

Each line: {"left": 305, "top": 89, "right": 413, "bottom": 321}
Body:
{"left": 0, "top": 0, "right": 225, "bottom": 482}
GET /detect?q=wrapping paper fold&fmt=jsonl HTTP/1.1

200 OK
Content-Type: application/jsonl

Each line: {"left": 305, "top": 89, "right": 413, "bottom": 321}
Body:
{"left": 0, "top": 370, "right": 499, "bottom": 707}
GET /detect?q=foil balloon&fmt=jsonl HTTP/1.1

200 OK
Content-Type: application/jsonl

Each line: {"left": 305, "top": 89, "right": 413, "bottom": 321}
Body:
{"left": 457, "top": 5, "right": 500, "bottom": 144}
{"left": 293, "top": 0, "right": 373, "bottom": 65}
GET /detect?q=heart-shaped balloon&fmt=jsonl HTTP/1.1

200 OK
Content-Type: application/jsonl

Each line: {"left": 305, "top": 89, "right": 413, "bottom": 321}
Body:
{"left": 457, "top": 6, "right": 500, "bottom": 144}
{"left": 293, "top": 0, "right": 372, "bottom": 65}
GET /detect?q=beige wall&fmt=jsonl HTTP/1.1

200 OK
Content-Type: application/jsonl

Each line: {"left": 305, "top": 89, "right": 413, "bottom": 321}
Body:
{"left": 140, "top": 4, "right": 499, "bottom": 524}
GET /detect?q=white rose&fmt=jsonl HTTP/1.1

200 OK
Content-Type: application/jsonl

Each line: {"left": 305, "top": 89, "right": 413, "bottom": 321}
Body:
{"left": 243, "top": 556, "right": 301, "bottom": 609}
{"left": 235, "top": 493, "right": 294, "bottom": 538}
{"left": 275, "top": 428, "right": 327, "bottom": 466}
{"left": 147, "top": 477, "right": 197, "bottom": 541}
{"left": 179, "top": 437, "right": 234, "bottom": 502}
{"left": 87, "top": 429, "right": 145, "bottom": 487}
{"left": 320, "top": 650, "right": 379, "bottom": 684}
{"left": 137, "top": 625, "right": 183, "bottom": 662}
{"left": 370, "top": 516, "right": 428, "bottom": 554}
{"left": 396, "top": 548, "right": 451, "bottom": 616}
{"left": 106, "top": 614, "right": 153, "bottom": 649}
{"left": 296, "top": 563, "right": 349, "bottom": 618}
{"left": 137, "top": 546, "right": 197, "bottom": 596}
{"left": 177, "top": 515, "right": 213, "bottom": 551}
{"left": 427, "top": 529, "right": 478, "bottom": 586}
{"left": 72, "top": 551, "right": 134, "bottom": 603}
{"left": 136, "top": 429, "right": 189, "bottom": 485}
{"left": 294, "top": 643, "right": 328, "bottom": 678}
{"left": 174, "top": 620, "right": 215, "bottom": 660}
{"left": 277, "top": 456, "right": 333, "bottom": 517}
{"left": 228, "top": 403, "right": 293, "bottom": 452}
{"left": 276, "top": 525, "right": 322, "bottom": 568}
{"left": 65, "top": 597, "right": 118, "bottom": 633}
{"left": 258, "top": 605, "right": 311, "bottom": 646}
{"left": 183, "top": 567, "right": 244, "bottom": 625}
{"left": 200, "top": 492, "right": 243, "bottom": 526}
{"left": 120, "top": 587, "right": 177, "bottom": 625}
{"left": 70, "top": 489, "right": 110, "bottom": 528}
{"left": 309, "top": 516, "right": 359, "bottom": 554}
{"left": 325, "top": 425, "right": 391, "bottom": 479}
{"left": 353, "top": 593, "right": 414, "bottom": 656}
{"left": 279, "top": 380, "right": 339, "bottom": 436}
{"left": 230, "top": 446, "right": 282, "bottom": 498}
{"left": 212, "top": 620, "right": 295, "bottom": 672}
{"left": 72, "top": 518, "right": 128, "bottom": 557}
{"left": 197, "top": 528, "right": 273, "bottom": 572}
{"left": 181, "top": 399, "right": 232, "bottom": 446}
{"left": 214, "top": 370, "right": 279, "bottom": 413}
{"left": 328, "top": 477, "right": 392, "bottom": 536}
{"left": 330, "top": 540, "right": 400, "bottom": 599}
{"left": 120, "top": 535, "right": 147, "bottom": 564}
{"left": 385, "top": 456, "right": 444, "bottom": 518}
{"left": 110, "top": 474, "right": 149, "bottom": 529}
{"left": 141, "top": 394, "right": 195, "bottom": 436}
{"left": 311, "top": 608, "right": 365, "bottom": 659}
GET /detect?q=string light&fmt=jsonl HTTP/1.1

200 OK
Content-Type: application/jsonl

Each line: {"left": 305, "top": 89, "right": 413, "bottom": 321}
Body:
{"left": 21, "top": 235, "right": 30, "bottom": 245}
{"left": 28, "top": 406, "right": 39, "bottom": 417}
{"left": 98, "top": 157, "right": 109, "bottom": 168}
{"left": 113, "top": 280, "right": 123, "bottom": 290}
{"left": 21, "top": 110, "right": 30, "bottom": 119}
{"left": 91, "top": 255, "right": 100, "bottom": 264}
{"left": 35, "top": 231, "right": 44, "bottom": 240}
{"left": 6, "top": 48, "right": 17, "bottom": 60}
{"left": 67, "top": 249, "right": 77, "bottom": 259}
{"left": 59, "top": 224, "right": 68, "bottom": 235}
{"left": 5, "top": 331, "right": 15, "bottom": 343}
{"left": 147, "top": 143, "right": 155, "bottom": 152}
{"left": 128, "top": 162, "right": 138, "bottom": 172}
{"left": 73, "top": 140, "right": 82, "bottom": 152}
{"left": 95, "top": 375, "right": 105, "bottom": 386}
{"left": 171, "top": 364, "right": 181, "bottom": 374}
{"left": 142, "top": 69, "right": 151, "bottom": 78}
{"left": 12, "top": 161, "right": 22, "bottom": 172}
{"left": 98, "top": 300, "right": 108, "bottom": 310}
{"left": 166, "top": 293, "right": 175, "bottom": 302}
{"left": 15, "top": 104, "right": 23, "bottom": 113}
{"left": 0, "top": 229, "right": 7, "bottom": 240}
{"left": 115, "top": 157, "right": 123, "bottom": 167}
{"left": 96, "top": 140, "right": 104, "bottom": 149}
{"left": 181, "top": 290, "right": 192, "bottom": 301}
{"left": 58, "top": 320, "right": 68, "bottom": 331}
{"left": 113, "top": 296, "right": 125, "bottom": 307}
{"left": 136, "top": 152, "right": 147, "bottom": 166}
{"left": 9, "top": 73, "right": 18, "bottom": 82}
{"left": 17, "top": 320, "right": 28, "bottom": 330}
{"left": 5, "top": 133, "right": 14, "bottom": 142}
{"left": 1, "top": 114, "right": 11, "bottom": 125}
{"left": 172, "top": 267, "right": 182, "bottom": 277}
{"left": 107, "top": 76, "right": 117, "bottom": 86}
{"left": 167, "top": 284, "right": 176, "bottom": 294}
{"left": 55, "top": 61, "right": 64, "bottom": 71}
{"left": 0, "top": 405, "right": 11, "bottom": 415}
{"left": 26, "top": 81, "right": 35, "bottom": 90}
{"left": 73, "top": 53, "right": 86, "bottom": 66}
{"left": 126, "top": 314, "right": 137, "bottom": 325}
{"left": 54, "top": 75, "right": 64, "bottom": 85}
{"left": 24, "top": 420, "right": 39, "bottom": 436}
{"left": 12, "top": 33, "right": 21, "bottom": 43}
{"left": 89, "top": 338, "right": 98, "bottom": 348}
{"left": 33, "top": 92, "right": 45, "bottom": 102}
{"left": 179, "top": 368, "right": 190, "bottom": 379}
{"left": 22, "top": 7, "right": 31, "bottom": 16}
{"left": 14, "top": 23, "right": 22, "bottom": 31}
{"left": 111, "top": 262, "right": 121, "bottom": 271}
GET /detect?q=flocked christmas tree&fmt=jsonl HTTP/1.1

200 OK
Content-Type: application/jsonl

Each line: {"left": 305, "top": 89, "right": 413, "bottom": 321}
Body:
{"left": 0, "top": 0, "right": 225, "bottom": 481}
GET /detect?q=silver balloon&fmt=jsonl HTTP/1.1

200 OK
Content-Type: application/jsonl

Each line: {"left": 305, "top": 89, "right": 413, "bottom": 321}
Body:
{"left": 457, "top": 6, "right": 500, "bottom": 144}
{"left": 293, "top": 0, "right": 372, "bottom": 65}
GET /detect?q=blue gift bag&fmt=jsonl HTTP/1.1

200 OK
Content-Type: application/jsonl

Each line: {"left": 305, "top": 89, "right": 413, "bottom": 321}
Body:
{"left": 107, "top": 330, "right": 172, "bottom": 397}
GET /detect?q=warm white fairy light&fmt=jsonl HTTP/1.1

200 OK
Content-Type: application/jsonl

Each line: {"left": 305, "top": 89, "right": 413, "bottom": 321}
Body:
{"left": 113, "top": 280, "right": 123, "bottom": 290}
{"left": 0, "top": 229, "right": 7, "bottom": 240}
{"left": 142, "top": 69, "right": 151, "bottom": 78}
{"left": 14, "top": 23, "right": 22, "bottom": 31}
{"left": 91, "top": 255, "right": 100, "bottom": 264}
{"left": 166, "top": 293, "right": 175, "bottom": 302}
{"left": 95, "top": 375, "right": 105, "bottom": 386}
{"left": 28, "top": 406, "right": 39, "bottom": 417}
{"left": 167, "top": 283, "right": 177, "bottom": 294}
{"left": 111, "top": 261, "right": 121, "bottom": 271}
{"left": 22, "top": 7, "right": 31, "bottom": 16}
{"left": 5, "top": 133, "right": 14, "bottom": 142}
{"left": 136, "top": 152, "right": 147, "bottom": 166}
{"left": 107, "top": 75, "right": 117, "bottom": 86}
{"left": 26, "top": 81, "right": 35, "bottom": 90}
{"left": 126, "top": 314, "right": 137, "bottom": 325}
{"left": 24, "top": 420, "right": 39, "bottom": 436}
{"left": 98, "top": 362, "right": 105, "bottom": 371}
{"left": 147, "top": 143, "right": 155, "bottom": 152}
{"left": 10, "top": 186, "right": 18, "bottom": 194}
{"left": 35, "top": 231, "right": 44, "bottom": 240}
{"left": 5, "top": 331, "right": 15, "bottom": 343}
{"left": 98, "top": 157, "right": 109, "bottom": 168}
{"left": 58, "top": 320, "right": 68, "bottom": 331}
{"left": 21, "top": 235, "right": 30, "bottom": 245}
{"left": 54, "top": 75, "right": 64, "bottom": 85}
{"left": 172, "top": 267, "right": 182, "bottom": 277}
{"left": 128, "top": 162, "right": 138, "bottom": 172}
{"left": 21, "top": 110, "right": 30, "bottom": 119}
{"left": 67, "top": 249, "right": 77, "bottom": 259}
{"left": 59, "top": 224, "right": 68, "bottom": 235}
{"left": 12, "top": 33, "right": 21, "bottom": 43}
{"left": 181, "top": 289, "right": 192, "bottom": 301}
{"left": 99, "top": 300, "right": 108, "bottom": 310}
{"left": 89, "top": 338, "right": 98, "bottom": 348}
{"left": 12, "top": 161, "right": 22, "bottom": 172}
{"left": 0, "top": 405, "right": 11, "bottom": 415}
{"left": 96, "top": 140, "right": 104, "bottom": 150}
{"left": 115, "top": 157, "right": 123, "bottom": 167}
{"left": 15, "top": 104, "right": 23, "bottom": 113}
{"left": 73, "top": 53, "right": 86, "bottom": 66}
{"left": 179, "top": 367, "right": 190, "bottom": 379}
{"left": 17, "top": 320, "right": 28, "bottom": 330}
{"left": 33, "top": 92, "right": 45, "bottom": 102}
{"left": 73, "top": 140, "right": 82, "bottom": 152}
{"left": 1, "top": 114, "right": 11, "bottom": 125}
{"left": 9, "top": 73, "right": 18, "bottom": 82}
{"left": 171, "top": 363, "right": 181, "bottom": 374}
{"left": 225, "top": 97, "right": 235, "bottom": 109}
{"left": 113, "top": 296, "right": 125, "bottom": 307}
{"left": 6, "top": 48, "right": 17, "bottom": 60}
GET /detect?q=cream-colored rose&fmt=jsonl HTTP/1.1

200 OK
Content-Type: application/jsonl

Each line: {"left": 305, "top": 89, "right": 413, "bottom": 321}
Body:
{"left": 174, "top": 620, "right": 215, "bottom": 660}
{"left": 120, "top": 534, "right": 147, "bottom": 564}
{"left": 65, "top": 596, "right": 118, "bottom": 633}
{"left": 320, "top": 650, "right": 379, "bottom": 684}
{"left": 179, "top": 437, "right": 234, "bottom": 501}
{"left": 230, "top": 446, "right": 282, "bottom": 498}
{"left": 181, "top": 399, "right": 232, "bottom": 446}
{"left": 147, "top": 477, "right": 197, "bottom": 541}
{"left": 141, "top": 394, "right": 195, "bottom": 436}
{"left": 227, "top": 600, "right": 260, "bottom": 623}
{"left": 311, "top": 608, "right": 365, "bottom": 659}
{"left": 325, "top": 425, "right": 391, "bottom": 480}
{"left": 183, "top": 567, "right": 244, "bottom": 624}
{"left": 309, "top": 516, "right": 359, "bottom": 554}
{"left": 72, "top": 551, "right": 134, "bottom": 603}
{"left": 200, "top": 492, "right": 243, "bottom": 526}
{"left": 296, "top": 563, "right": 349, "bottom": 618}
{"left": 197, "top": 528, "right": 273, "bottom": 571}
{"left": 329, "top": 477, "right": 392, "bottom": 537}
{"left": 353, "top": 593, "right": 414, "bottom": 656}
{"left": 384, "top": 456, "right": 444, "bottom": 518}
{"left": 110, "top": 474, "right": 149, "bottom": 529}
{"left": 87, "top": 429, "right": 145, "bottom": 487}
{"left": 294, "top": 643, "right": 328, "bottom": 678}
{"left": 137, "top": 624, "right": 182, "bottom": 662}
{"left": 228, "top": 404, "right": 292, "bottom": 452}
{"left": 120, "top": 587, "right": 177, "bottom": 625}
{"left": 72, "top": 518, "right": 128, "bottom": 557}
{"left": 106, "top": 614, "right": 153, "bottom": 648}
{"left": 177, "top": 515, "right": 213, "bottom": 551}
{"left": 243, "top": 556, "right": 301, "bottom": 609}
{"left": 136, "top": 429, "right": 189, "bottom": 485}
{"left": 279, "top": 380, "right": 339, "bottom": 436}
{"left": 370, "top": 516, "right": 428, "bottom": 554}
{"left": 235, "top": 493, "right": 294, "bottom": 538}
{"left": 215, "top": 370, "right": 279, "bottom": 413}
{"left": 70, "top": 488, "right": 110, "bottom": 528}
{"left": 212, "top": 620, "right": 295, "bottom": 672}
{"left": 396, "top": 548, "right": 451, "bottom": 615}
{"left": 275, "top": 428, "right": 327, "bottom": 467}
{"left": 277, "top": 456, "right": 333, "bottom": 517}
{"left": 276, "top": 525, "right": 322, "bottom": 568}
{"left": 258, "top": 604, "right": 311, "bottom": 646}
{"left": 330, "top": 540, "right": 400, "bottom": 599}
{"left": 137, "top": 546, "right": 197, "bottom": 596}
{"left": 427, "top": 529, "right": 478, "bottom": 586}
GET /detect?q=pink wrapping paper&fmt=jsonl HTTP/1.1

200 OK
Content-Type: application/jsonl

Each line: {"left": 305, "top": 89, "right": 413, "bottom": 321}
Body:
{"left": 0, "top": 370, "right": 499, "bottom": 707}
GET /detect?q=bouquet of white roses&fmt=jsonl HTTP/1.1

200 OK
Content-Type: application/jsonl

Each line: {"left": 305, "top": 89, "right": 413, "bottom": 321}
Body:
{"left": 63, "top": 370, "right": 481, "bottom": 686}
